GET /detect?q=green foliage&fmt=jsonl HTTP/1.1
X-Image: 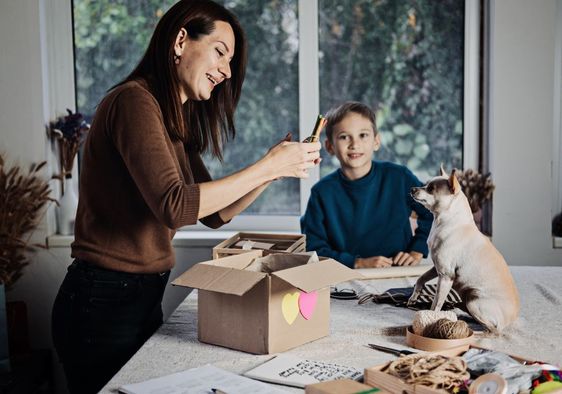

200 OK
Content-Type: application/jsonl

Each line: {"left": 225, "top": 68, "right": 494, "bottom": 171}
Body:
{"left": 74, "top": 0, "right": 465, "bottom": 215}
{"left": 204, "top": 0, "right": 300, "bottom": 214}
{"left": 319, "top": 0, "right": 464, "bottom": 181}
{"left": 74, "top": 0, "right": 176, "bottom": 115}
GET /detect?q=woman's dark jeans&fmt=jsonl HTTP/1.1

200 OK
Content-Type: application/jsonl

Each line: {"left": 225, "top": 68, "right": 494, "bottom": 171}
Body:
{"left": 52, "top": 259, "right": 170, "bottom": 394}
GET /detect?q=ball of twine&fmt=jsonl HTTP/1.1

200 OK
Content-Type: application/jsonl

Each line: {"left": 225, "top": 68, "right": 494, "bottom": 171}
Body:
{"left": 412, "top": 310, "right": 457, "bottom": 335}
{"left": 422, "top": 318, "right": 472, "bottom": 339}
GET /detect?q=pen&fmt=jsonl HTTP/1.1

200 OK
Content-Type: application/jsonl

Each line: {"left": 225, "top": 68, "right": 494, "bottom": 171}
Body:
{"left": 211, "top": 388, "right": 227, "bottom": 394}
{"left": 367, "top": 343, "right": 416, "bottom": 356}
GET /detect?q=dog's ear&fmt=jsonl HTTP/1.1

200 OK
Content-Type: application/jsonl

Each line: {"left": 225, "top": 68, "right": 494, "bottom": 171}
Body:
{"left": 439, "top": 163, "right": 448, "bottom": 177}
{"left": 449, "top": 169, "right": 462, "bottom": 195}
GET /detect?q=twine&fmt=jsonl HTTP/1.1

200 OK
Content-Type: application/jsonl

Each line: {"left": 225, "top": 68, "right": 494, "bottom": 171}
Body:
{"left": 385, "top": 353, "right": 470, "bottom": 390}
{"left": 422, "top": 318, "right": 472, "bottom": 339}
{"left": 412, "top": 310, "right": 458, "bottom": 335}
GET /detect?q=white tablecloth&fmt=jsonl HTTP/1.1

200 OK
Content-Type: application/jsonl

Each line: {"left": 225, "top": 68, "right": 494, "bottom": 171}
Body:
{"left": 101, "top": 266, "right": 562, "bottom": 393}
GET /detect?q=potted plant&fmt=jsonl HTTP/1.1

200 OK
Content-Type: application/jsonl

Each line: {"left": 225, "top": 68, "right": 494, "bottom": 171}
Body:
{"left": 48, "top": 109, "right": 89, "bottom": 234}
{"left": 0, "top": 153, "right": 54, "bottom": 370}
{"left": 455, "top": 169, "right": 495, "bottom": 233}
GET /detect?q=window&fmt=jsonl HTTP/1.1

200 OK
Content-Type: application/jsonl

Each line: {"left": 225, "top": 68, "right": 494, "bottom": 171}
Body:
{"left": 552, "top": 0, "right": 562, "bottom": 244}
{"left": 318, "top": 0, "right": 465, "bottom": 181}
{"left": 203, "top": 0, "right": 300, "bottom": 216}
{"left": 73, "top": 0, "right": 477, "bottom": 231}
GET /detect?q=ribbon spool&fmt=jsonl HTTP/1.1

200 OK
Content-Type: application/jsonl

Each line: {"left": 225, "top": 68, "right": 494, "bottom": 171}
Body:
{"left": 469, "top": 373, "right": 508, "bottom": 394}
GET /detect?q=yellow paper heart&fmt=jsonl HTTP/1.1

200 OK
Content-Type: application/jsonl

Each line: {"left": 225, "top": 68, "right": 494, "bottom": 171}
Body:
{"left": 281, "top": 292, "right": 300, "bottom": 325}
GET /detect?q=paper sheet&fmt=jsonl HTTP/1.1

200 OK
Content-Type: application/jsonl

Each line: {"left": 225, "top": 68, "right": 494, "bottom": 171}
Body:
{"left": 243, "top": 354, "right": 363, "bottom": 388}
{"left": 355, "top": 261, "right": 432, "bottom": 280}
{"left": 118, "top": 364, "right": 287, "bottom": 394}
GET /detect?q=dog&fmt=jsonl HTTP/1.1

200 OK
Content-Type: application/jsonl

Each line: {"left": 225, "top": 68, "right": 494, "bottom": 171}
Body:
{"left": 407, "top": 166, "right": 519, "bottom": 333}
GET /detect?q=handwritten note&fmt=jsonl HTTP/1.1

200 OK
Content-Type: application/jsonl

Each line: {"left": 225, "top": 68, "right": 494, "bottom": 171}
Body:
{"left": 243, "top": 354, "right": 363, "bottom": 388}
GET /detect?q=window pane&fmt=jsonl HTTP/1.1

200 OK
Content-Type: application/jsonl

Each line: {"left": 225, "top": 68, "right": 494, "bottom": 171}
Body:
{"left": 73, "top": 0, "right": 176, "bottom": 118}
{"left": 73, "top": 0, "right": 300, "bottom": 216}
{"left": 318, "top": 0, "right": 465, "bottom": 181}
{"left": 207, "top": 0, "right": 300, "bottom": 215}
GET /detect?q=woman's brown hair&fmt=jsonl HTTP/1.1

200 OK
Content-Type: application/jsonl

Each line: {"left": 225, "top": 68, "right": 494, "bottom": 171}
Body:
{"left": 121, "top": 0, "right": 247, "bottom": 160}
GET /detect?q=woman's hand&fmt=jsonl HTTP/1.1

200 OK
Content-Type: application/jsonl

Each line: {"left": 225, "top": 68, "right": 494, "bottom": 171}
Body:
{"left": 197, "top": 133, "right": 319, "bottom": 219}
{"left": 392, "top": 251, "right": 423, "bottom": 266}
{"left": 354, "top": 256, "right": 393, "bottom": 269}
{"left": 262, "top": 138, "right": 321, "bottom": 180}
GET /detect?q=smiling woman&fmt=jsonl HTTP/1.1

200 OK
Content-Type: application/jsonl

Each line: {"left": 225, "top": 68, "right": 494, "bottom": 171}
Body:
{"left": 51, "top": 1, "right": 320, "bottom": 393}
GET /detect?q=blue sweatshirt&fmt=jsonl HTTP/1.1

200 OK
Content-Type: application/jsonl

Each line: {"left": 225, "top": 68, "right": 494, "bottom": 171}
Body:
{"left": 300, "top": 161, "right": 433, "bottom": 268}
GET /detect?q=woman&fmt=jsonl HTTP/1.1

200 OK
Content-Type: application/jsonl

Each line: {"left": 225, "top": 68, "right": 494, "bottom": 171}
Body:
{"left": 51, "top": 1, "right": 321, "bottom": 392}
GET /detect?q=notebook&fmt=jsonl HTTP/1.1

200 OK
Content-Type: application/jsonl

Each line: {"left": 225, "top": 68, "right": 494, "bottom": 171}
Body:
{"left": 243, "top": 354, "right": 363, "bottom": 388}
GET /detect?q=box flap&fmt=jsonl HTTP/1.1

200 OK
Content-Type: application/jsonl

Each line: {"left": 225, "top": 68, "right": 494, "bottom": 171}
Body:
{"left": 272, "top": 258, "right": 363, "bottom": 292}
{"left": 201, "top": 250, "right": 263, "bottom": 269}
{"left": 172, "top": 263, "right": 267, "bottom": 296}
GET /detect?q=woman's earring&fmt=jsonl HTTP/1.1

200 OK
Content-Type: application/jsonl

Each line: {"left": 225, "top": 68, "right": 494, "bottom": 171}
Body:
{"left": 174, "top": 54, "right": 181, "bottom": 65}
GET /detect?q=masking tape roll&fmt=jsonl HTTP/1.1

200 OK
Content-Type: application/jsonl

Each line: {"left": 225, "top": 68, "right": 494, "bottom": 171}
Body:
{"left": 469, "top": 373, "right": 508, "bottom": 394}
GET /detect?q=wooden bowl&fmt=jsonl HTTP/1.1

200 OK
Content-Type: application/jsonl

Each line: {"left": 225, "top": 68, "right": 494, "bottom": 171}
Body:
{"left": 405, "top": 326, "right": 474, "bottom": 352}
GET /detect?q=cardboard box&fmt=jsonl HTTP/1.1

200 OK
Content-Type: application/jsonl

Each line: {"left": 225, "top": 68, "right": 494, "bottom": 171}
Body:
{"left": 363, "top": 345, "right": 537, "bottom": 394}
{"left": 305, "top": 379, "right": 384, "bottom": 394}
{"left": 172, "top": 251, "right": 361, "bottom": 354}
{"left": 212, "top": 232, "right": 306, "bottom": 259}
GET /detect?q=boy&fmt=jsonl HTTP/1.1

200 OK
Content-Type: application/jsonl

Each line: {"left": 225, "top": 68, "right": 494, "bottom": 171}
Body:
{"left": 301, "top": 102, "right": 432, "bottom": 268}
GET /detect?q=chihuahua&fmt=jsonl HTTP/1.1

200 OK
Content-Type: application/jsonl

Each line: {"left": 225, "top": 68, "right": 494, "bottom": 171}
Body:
{"left": 408, "top": 166, "right": 519, "bottom": 333}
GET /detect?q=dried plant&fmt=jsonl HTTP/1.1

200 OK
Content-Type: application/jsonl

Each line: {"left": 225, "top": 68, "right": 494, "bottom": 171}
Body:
{"left": 0, "top": 153, "right": 55, "bottom": 290}
{"left": 48, "top": 109, "right": 90, "bottom": 181}
{"left": 455, "top": 169, "right": 495, "bottom": 213}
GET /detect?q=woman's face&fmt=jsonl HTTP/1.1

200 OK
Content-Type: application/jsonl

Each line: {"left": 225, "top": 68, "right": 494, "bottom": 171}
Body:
{"left": 174, "top": 21, "right": 235, "bottom": 102}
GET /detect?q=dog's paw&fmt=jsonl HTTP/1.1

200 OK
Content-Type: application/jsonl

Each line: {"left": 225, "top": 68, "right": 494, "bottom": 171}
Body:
{"left": 407, "top": 294, "right": 419, "bottom": 306}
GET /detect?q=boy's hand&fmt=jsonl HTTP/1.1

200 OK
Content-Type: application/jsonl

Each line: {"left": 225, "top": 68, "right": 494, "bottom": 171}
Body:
{"left": 392, "top": 251, "right": 423, "bottom": 266}
{"left": 354, "top": 256, "right": 392, "bottom": 269}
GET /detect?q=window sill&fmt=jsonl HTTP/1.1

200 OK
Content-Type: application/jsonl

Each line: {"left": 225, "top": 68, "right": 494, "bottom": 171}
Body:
{"left": 46, "top": 230, "right": 302, "bottom": 249}
{"left": 554, "top": 237, "right": 562, "bottom": 248}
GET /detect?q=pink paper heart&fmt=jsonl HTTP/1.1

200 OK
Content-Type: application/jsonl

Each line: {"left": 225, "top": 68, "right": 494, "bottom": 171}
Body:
{"left": 298, "top": 291, "right": 318, "bottom": 320}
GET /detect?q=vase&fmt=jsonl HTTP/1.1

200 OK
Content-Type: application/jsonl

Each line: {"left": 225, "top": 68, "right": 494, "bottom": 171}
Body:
{"left": 56, "top": 175, "right": 78, "bottom": 235}
{"left": 0, "top": 284, "right": 10, "bottom": 372}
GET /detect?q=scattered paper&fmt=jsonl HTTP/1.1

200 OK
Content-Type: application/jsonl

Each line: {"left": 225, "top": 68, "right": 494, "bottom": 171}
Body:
{"left": 355, "top": 262, "right": 432, "bottom": 280}
{"left": 235, "top": 240, "right": 274, "bottom": 250}
{"left": 118, "top": 364, "right": 287, "bottom": 394}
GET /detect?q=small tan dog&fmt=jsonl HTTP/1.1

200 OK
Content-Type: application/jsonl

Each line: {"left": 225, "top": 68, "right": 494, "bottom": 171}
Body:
{"left": 408, "top": 166, "right": 519, "bottom": 333}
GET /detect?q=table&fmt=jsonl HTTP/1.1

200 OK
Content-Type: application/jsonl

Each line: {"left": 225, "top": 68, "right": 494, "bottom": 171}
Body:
{"left": 102, "top": 266, "right": 562, "bottom": 393}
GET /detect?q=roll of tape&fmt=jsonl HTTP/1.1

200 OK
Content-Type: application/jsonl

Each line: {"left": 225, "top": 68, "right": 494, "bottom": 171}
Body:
{"left": 469, "top": 373, "right": 508, "bottom": 394}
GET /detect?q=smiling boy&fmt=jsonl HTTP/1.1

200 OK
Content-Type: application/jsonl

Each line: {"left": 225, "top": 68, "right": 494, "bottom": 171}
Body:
{"left": 300, "top": 102, "right": 433, "bottom": 268}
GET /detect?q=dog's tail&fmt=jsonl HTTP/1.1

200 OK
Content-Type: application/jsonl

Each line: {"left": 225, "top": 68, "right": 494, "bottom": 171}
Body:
{"left": 466, "top": 300, "right": 509, "bottom": 334}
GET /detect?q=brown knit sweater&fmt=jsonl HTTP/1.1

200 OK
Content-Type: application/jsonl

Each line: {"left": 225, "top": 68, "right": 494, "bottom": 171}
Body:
{"left": 71, "top": 80, "right": 226, "bottom": 273}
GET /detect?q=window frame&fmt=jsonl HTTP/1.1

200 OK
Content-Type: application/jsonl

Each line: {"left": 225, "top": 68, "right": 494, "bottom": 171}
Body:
{"left": 54, "top": 0, "right": 480, "bottom": 233}
{"left": 552, "top": 0, "right": 562, "bottom": 245}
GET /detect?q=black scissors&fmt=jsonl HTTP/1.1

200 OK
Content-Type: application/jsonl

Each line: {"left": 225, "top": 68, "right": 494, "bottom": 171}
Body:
{"left": 367, "top": 343, "right": 416, "bottom": 356}
{"left": 330, "top": 287, "right": 358, "bottom": 300}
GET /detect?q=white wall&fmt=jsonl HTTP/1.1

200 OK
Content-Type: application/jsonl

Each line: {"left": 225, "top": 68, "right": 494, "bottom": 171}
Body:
{"left": 0, "top": 0, "right": 561, "bottom": 392}
{"left": 490, "top": 0, "right": 562, "bottom": 266}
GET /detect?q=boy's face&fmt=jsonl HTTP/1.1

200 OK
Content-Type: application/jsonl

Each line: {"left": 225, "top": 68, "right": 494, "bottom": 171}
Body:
{"left": 325, "top": 112, "right": 380, "bottom": 176}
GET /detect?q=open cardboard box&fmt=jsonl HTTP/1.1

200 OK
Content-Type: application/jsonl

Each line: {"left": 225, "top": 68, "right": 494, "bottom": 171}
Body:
{"left": 172, "top": 250, "right": 361, "bottom": 354}
{"left": 212, "top": 232, "right": 306, "bottom": 259}
{"left": 364, "top": 345, "right": 538, "bottom": 394}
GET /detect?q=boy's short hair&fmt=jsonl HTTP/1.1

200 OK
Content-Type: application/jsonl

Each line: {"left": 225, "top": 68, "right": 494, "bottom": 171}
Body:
{"left": 325, "top": 101, "right": 378, "bottom": 141}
